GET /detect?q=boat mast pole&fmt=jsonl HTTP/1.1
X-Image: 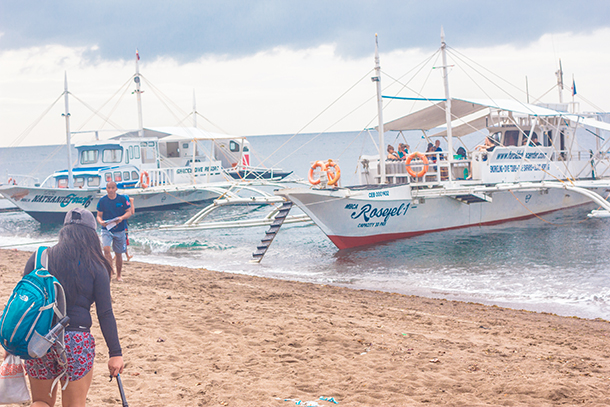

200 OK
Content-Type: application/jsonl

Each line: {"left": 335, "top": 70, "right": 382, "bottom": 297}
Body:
{"left": 555, "top": 59, "right": 564, "bottom": 104}
{"left": 440, "top": 27, "right": 453, "bottom": 180}
{"left": 63, "top": 72, "right": 74, "bottom": 189}
{"left": 192, "top": 90, "right": 197, "bottom": 184}
{"left": 135, "top": 49, "right": 144, "bottom": 137}
{"left": 373, "top": 34, "right": 386, "bottom": 184}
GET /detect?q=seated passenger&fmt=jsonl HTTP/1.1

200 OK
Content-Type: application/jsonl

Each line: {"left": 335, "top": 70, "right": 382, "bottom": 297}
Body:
{"left": 397, "top": 143, "right": 407, "bottom": 160}
{"left": 454, "top": 147, "right": 467, "bottom": 159}
{"left": 529, "top": 135, "right": 541, "bottom": 146}
{"left": 387, "top": 145, "right": 400, "bottom": 160}
{"left": 476, "top": 136, "right": 497, "bottom": 152}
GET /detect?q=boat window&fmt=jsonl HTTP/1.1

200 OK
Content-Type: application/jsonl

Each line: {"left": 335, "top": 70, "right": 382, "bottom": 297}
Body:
{"left": 57, "top": 178, "right": 68, "bottom": 188}
{"left": 503, "top": 130, "right": 519, "bottom": 146}
{"left": 102, "top": 148, "right": 123, "bottom": 163}
{"left": 166, "top": 142, "right": 180, "bottom": 158}
{"left": 134, "top": 146, "right": 140, "bottom": 159}
{"left": 243, "top": 146, "right": 249, "bottom": 152}
{"left": 490, "top": 132, "right": 502, "bottom": 145}
{"left": 80, "top": 150, "right": 98, "bottom": 165}
{"left": 123, "top": 171, "right": 130, "bottom": 181}
{"left": 141, "top": 145, "right": 157, "bottom": 164}
{"left": 131, "top": 171, "right": 138, "bottom": 180}
{"left": 105, "top": 173, "right": 112, "bottom": 183}
{"left": 73, "top": 177, "right": 85, "bottom": 188}
{"left": 129, "top": 146, "right": 133, "bottom": 159}
{"left": 87, "top": 176, "right": 100, "bottom": 187}
{"left": 230, "top": 140, "right": 240, "bottom": 152}
{"left": 113, "top": 172, "right": 122, "bottom": 182}
{"left": 183, "top": 143, "right": 189, "bottom": 149}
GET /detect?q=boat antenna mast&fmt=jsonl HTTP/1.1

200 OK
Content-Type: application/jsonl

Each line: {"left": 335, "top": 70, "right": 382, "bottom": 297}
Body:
{"left": 373, "top": 34, "right": 386, "bottom": 184}
{"left": 440, "top": 27, "right": 453, "bottom": 177}
{"left": 134, "top": 49, "right": 144, "bottom": 137}
{"left": 555, "top": 58, "right": 564, "bottom": 104}
{"left": 63, "top": 72, "right": 74, "bottom": 189}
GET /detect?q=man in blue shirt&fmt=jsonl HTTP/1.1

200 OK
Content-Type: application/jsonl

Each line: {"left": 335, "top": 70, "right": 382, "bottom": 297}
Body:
{"left": 96, "top": 182, "right": 132, "bottom": 282}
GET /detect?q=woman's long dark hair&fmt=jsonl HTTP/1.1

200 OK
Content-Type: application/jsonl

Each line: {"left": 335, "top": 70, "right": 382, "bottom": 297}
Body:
{"left": 47, "top": 224, "right": 112, "bottom": 306}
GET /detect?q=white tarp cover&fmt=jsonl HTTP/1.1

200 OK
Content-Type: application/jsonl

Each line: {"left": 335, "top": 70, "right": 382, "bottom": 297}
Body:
{"left": 383, "top": 98, "right": 566, "bottom": 132}
{"left": 565, "top": 115, "right": 610, "bottom": 132}
{"left": 115, "top": 127, "right": 244, "bottom": 140}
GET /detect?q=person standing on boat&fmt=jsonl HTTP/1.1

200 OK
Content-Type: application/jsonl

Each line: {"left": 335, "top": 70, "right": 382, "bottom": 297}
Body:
{"left": 387, "top": 145, "right": 400, "bottom": 160}
{"left": 96, "top": 182, "right": 132, "bottom": 282}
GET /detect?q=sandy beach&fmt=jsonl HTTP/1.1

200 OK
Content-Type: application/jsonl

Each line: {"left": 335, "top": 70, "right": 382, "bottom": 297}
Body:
{"left": 1, "top": 248, "right": 610, "bottom": 406}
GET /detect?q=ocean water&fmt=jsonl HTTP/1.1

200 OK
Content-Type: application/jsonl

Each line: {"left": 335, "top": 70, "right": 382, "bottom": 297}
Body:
{"left": 1, "top": 131, "right": 610, "bottom": 320}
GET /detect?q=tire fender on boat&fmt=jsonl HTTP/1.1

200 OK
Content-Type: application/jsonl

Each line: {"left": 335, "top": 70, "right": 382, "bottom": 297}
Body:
{"left": 140, "top": 171, "right": 150, "bottom": 188}
{"left": 308, "top": 161, "right": 326, "bottom": 185}
{"left": 326, "top": 160, "right": 341, "bottom": 186}
{"left": 406, "top": 152, "right": 429, "bottom": 178}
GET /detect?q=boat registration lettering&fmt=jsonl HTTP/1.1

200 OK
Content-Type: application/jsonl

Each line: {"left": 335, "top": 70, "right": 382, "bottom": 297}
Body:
{"left": 368, "top": 190, "right": 389, "bottom": 198}
{"left": 351, "top": 202, "right": 410, "bottom": 227}
{"left": 489, "top": 163, "right": 549, "bottom": 173}
{"left": 31, "top": 194, "right": 94, "bottom": 208}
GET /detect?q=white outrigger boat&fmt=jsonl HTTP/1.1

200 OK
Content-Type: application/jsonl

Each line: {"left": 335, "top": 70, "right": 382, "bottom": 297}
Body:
{"left": 275, "top": 33, "right": 610, "bottom": 250}
{"left": 0, "top": 56, "right": 292, "bottom": 223}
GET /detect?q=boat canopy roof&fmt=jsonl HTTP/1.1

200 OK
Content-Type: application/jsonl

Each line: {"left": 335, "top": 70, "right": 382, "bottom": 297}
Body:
{"left": 114, "top": 126, "right": 245, "bottom": 141}
{"left": 382, "top": 97, "right": 610, "bottom": 134}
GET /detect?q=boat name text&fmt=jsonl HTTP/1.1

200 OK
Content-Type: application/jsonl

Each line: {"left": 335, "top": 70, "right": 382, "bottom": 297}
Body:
{"left": 31, "top": 194, "right": 94, "bottom": 208}
{"left": 489, "top": 164, "right": 550, "bottom": 173}
{"left": 351, "top": 202, "right": 411, "bottom": 228}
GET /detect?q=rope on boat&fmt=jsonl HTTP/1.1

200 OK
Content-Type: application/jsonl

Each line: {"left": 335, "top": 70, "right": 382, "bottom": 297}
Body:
{"left": 508, "top": 190, "right": 590, "bottom": 226}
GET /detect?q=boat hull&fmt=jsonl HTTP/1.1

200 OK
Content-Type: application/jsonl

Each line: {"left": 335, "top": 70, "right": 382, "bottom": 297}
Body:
{"left": 0, "top": 185, "right": 223, "bottom": 223}
{"left": 277, "top": 183, "right": 604, "bottom": 249}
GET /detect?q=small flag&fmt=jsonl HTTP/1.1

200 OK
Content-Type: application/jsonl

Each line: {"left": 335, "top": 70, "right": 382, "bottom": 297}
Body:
{"left": 571, "top": 78, "right": 577, "bottom": 96}
{"left": 136, "top": 49, "right": 140, "bottom": 61}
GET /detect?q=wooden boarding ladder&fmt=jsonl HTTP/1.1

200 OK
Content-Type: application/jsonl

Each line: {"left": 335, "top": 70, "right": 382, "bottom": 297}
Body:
{"left": 251, "top": 201, "right": 294, "bottom": 263}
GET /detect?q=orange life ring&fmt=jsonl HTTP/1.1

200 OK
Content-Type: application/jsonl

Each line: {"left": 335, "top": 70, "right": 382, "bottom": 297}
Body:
{"left": 140, "top": 171, "right": 150, "bottom": 188}
{"left": 7, "top": 178, "right": 16, "bottom": 186}
{"left": 405, "top": 152, "right": 429, "bottom": 178}
{"left": 325, "top": 160, "right": 341, "bottom": 186}
{"left": 308, "top": 161, "right": 326, "bottom": 185}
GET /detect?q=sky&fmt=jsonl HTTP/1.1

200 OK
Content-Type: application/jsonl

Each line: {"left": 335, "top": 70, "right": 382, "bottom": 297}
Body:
{"left": 1, "top": 0, "right": 610, "bottom": 147}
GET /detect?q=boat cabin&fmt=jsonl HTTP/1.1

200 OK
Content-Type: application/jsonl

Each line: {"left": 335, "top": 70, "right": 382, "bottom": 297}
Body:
{"left": 41, "top": 127, "right": 251, "bottom": 190}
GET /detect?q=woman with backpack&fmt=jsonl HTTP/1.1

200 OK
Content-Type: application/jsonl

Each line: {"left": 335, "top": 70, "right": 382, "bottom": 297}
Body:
{"left": 8, "top": 208, "right": 124, "bottom": 406}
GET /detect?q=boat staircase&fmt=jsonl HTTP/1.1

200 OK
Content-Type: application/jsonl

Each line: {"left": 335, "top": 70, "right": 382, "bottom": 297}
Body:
{"left": 451, "top": 192, "right": 493, "bottom": 204}
{"left": 251, "top": 201, "right": 294, "bottom": 263}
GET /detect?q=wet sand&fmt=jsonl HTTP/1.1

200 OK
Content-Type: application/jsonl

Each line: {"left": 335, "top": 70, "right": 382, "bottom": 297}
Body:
{"left": 1, "top": 248, "right": 610, "bottom": 406}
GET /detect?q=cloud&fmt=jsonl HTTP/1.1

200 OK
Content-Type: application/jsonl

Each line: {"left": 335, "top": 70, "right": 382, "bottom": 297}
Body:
{"left": 1, "top": 0, "right": 610, "bottom": 62}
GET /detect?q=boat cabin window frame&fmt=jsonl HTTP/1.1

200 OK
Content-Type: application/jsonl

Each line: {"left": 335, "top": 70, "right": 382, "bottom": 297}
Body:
{"left": 87, "top": 176, "right": 101, "bottom": 187}
{"left": 123, "top": 171, "right": 130, "bottom": 181}
{"left": 134, "top": 145, "right": 141, "bottom": 159}
{"left": 57, "top": 178, "right": 69, "bottom": 188}
{"left": 141, "top": 141, "right": 157, "bottom": 164}
{"left": 131, "top": 170, "right": 138, "bottom": 181}
{"left": 229, "top": 140, "right": 240, "bottom": 152}
{"left": 113, "top": 171, "right": 122, "bottom": 182}
{"left": 102, "top": 148, "right": 123, "bottom": 164}
{"left": 105, "top": 173, "right": 112, "bottom": 183}
{"left": 80, "top": 149, "right": 99, "bottom": 165}
{"left": 73, "top": 177, "right": 85, "bottom": 188}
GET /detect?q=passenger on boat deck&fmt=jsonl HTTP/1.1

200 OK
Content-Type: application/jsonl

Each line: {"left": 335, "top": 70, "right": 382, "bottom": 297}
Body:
{"left": 434, "top": 140, "right": 445, "bottom": 160}
{"left": 529, "top": 135, "right": 541, "bottom": 146}
{"left": 455, "top": 147, "right": 467, "bottom": 159}
{"left": 387, "top": 145, "right": 400, "bottom": 160}
{"left": 476, "top": 136, "right": 497, "bottom": 152}
{"left": 397, "top": 144, "right": 407, "bottom": 160}
{"left": 426, "top": 142, "right": 437, "bottom": 163}
{"left": 404, "top": 143, "right": 410, "bottom": 155}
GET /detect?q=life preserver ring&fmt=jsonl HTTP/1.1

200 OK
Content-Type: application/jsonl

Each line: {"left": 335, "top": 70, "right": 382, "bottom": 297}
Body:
{"left": 326, "top": 160, "right": 341, "bottom": 186}
{"left": 140, "top": 171, "right": 150, "bottom": 188}
{"left": 405, "top": 152, "right": 429, "bottom": 178}
{"left": 7, "top": 178, "right": 16, "bottom": 186}
{"left": 308, "top": 161, "right": 326, "bottom": 185}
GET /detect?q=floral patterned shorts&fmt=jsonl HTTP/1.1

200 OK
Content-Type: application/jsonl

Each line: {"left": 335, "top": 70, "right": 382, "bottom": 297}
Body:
{"left": 24, "top": 331, "right": 96, "bottom": 381}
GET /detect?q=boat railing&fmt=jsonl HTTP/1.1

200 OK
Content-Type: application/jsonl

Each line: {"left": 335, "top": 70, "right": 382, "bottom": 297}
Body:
{"left": 4, "top": 174, "right": 41, "bottom": 187}
{"left": 143, "top": 168, "right": 174, "bottom": 187}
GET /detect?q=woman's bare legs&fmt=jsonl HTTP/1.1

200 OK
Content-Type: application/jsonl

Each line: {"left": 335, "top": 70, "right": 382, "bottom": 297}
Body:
{"left": 28, "top": 369, "right": 94, "bottom": 407}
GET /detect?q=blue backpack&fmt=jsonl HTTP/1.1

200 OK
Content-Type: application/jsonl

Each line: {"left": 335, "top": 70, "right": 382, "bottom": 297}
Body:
{"left": 0, "top": 247, "right": 67, "bottom": 359}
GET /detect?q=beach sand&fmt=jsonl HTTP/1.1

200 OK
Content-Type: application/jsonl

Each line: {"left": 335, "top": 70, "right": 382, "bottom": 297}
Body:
{"left": 1, "top": 248, "right": 610, "bottom": 406}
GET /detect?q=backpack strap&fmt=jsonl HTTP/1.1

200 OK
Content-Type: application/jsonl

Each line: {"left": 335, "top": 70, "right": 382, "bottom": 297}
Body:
{"left": 34, "top": 246, "right": 49, "bottom": 270}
